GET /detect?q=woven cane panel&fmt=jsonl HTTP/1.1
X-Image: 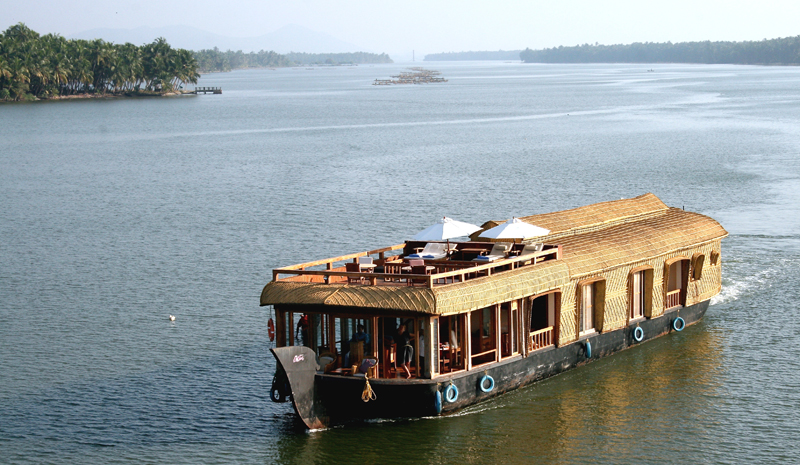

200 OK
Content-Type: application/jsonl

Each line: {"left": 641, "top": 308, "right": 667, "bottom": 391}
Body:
{"left": 556, "top": 208, "right": 727, "bottom": 278}
{"left": 558, "top": 281, "right": 578, "bottom": 345}
{"left": 324, "top": 285, "right": 437, "bottom": 312}
{"left": 433, "top": 261, "right": 570, "bottom": 316}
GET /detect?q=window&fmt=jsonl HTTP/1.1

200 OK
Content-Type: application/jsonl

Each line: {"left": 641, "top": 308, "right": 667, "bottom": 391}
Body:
{"left": 579, "top": 279, "right": 605, "bottom": 335}
{"left": 470, "top": 306, "right": 497, "bottom": 366}
{"left": 580, "top": 284, "right": 595, "bottom": 334}
{"left": 629, "top": 267, "right": 653, "bottom": 320}
{"left": 692, "top": 253, "right": 705, "bottom": 280}
{"left": 631, "top": 270, "right": 645, "bottom": 320}
{"left": 665, "top": 258, "right": 690, "bottom": 309}
{"left": 529, "top": 292, "right": 559, "bottom": 351}
{"left": 500, "top": 301, "right": 520, "bottom": 358}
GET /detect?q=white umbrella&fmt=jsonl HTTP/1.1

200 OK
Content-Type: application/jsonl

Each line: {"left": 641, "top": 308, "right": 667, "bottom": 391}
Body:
{"left": 479, "top": 217, "right": 550, "bottom": 240}
{"left": 411, "top": 216, "right": 481, "bottom": 241}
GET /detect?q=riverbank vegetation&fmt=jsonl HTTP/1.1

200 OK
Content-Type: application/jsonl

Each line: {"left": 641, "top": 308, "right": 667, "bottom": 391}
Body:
{"left": 193, "top": 48, "right": 293, "bottom": 72}
{"left": 521, "top": 36, "right": 800, "bottom": 65}
{"left": 193, "top": 50, "right": 392, "bottom": 72}
{"left": 424, "top": 50, "right": 521, "bottom": 61}
{"left": 285, "top": 52, "right": 392, "bottom": 65}
{"left": 0, "top": 23, "right": 199, "bottom": 101}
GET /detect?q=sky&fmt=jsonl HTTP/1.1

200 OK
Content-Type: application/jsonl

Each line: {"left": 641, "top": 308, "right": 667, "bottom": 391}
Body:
{"left": 3, "top": 0, "right": 800, "bottom": 59}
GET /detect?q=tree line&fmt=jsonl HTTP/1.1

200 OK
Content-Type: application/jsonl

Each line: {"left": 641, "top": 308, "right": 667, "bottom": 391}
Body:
{"left": 193, "top": 48, "right": 293, "bottom": 72}
{"left": 424, "top": 50, "right": 522, "bottom": 61}
{"left": 284, "top": 52, "right": 393, "bottom": 65}
{"left": 520, "top": 36, "right": 800, "bottom": 65}
{"left": 0, "top": 23, "right": 200, "bottom": 101}
{"left": 192, "top": 50, "right": 393, "bottom": 72}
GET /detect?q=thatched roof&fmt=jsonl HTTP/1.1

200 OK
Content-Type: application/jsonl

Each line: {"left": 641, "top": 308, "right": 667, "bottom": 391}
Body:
{"left": 261, "top": 261, "right": 570, "bottom": 316}
{"left": 261, "top": 193, "right": 727, "bottom": 315}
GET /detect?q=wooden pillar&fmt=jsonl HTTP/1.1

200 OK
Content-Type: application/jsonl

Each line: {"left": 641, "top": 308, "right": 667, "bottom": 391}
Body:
{"left": 276, "top": 309, "right": 286, "bottom": 347}
{"left": 465, "top": 311, "right": 472, "bottom": 371}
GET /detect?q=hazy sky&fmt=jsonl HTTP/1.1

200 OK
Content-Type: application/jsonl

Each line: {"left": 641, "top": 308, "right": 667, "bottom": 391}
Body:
{"left": 4, "top": 0, "right": 800, "bottom": 57}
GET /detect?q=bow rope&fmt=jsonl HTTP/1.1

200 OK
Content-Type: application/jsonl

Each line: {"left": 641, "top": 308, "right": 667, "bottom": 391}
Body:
{"left": 361, "top": 372, "right": 377, "bottom": 402}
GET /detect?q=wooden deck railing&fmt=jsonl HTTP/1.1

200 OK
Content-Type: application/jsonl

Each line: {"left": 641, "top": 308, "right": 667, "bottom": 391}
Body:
{"left": 272, "top": 246, "right": 561, "bottom": 288}
{"left": 528, "top": 327, "right": 554, "bottom": 352}
{"left": 666, "top": 289, "right": 682, "bottom": 309}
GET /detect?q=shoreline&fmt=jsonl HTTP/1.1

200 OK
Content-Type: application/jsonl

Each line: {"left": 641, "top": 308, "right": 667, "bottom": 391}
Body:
{"left": 2, "top": 90, "right": 191, "bottom": 103}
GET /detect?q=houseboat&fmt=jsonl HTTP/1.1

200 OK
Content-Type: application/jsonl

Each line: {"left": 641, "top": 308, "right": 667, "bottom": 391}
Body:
{"left": 261, "top": 193, "right": 727, "bottom": 429}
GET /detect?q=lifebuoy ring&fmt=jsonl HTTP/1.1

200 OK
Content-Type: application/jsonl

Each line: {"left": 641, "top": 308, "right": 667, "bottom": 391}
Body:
{"left": 479, "top": 374, "right": 495, "bottom": 393}
{"left": 434, "top": 390, "right": 443, "bottom": 414}
{"left": 673, "top": 317, "right": 686, "bottom": 331}
{"left": 633, "top": 326, "right": 644, "bottom": 342}
{"left": 585, "top": 340, "right": 592, "bottom": 358}
{"left": 445, "top": 383, "right": 459, "bottom": 403}
{"left": 267, "top": 318, "right": 275, "bottom": 342}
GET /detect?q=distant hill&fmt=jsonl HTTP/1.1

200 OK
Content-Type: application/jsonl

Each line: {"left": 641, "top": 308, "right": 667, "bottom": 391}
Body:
{"left": 424, "top": 50, "right": 522, "bottom": 61}
{"left": 70, "top": 24, "right": 368, "bottom": 54}
{"left": 520, "top": 37, "right": 800, "bottom": 65}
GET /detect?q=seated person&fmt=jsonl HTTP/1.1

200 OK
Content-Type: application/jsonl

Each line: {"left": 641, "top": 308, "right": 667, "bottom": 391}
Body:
{"left": 345, "top": 324, "right": 370, "bottom": 366}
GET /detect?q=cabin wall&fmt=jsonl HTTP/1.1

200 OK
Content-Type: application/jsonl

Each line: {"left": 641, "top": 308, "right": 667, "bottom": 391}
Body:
{"left": 557, "top": 239, "right": 723, "bottom": 346}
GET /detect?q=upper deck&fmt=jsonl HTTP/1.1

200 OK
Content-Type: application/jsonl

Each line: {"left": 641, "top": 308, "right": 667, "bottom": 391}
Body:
{"left": 270, "top": 241, "right": 561, "bottom": 288}
{"left": 260, "top": 194, "right": 728, "bottom": 316}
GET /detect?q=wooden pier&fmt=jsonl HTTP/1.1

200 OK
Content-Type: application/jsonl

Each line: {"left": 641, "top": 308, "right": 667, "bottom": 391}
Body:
{"left": 190, "top": 87, "right": 222, "bottom": 94}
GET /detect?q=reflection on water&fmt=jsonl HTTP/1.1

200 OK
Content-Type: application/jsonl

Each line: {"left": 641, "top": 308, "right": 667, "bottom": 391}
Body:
{"left": 271, "top": 323, "right": 727, "bottom": 464}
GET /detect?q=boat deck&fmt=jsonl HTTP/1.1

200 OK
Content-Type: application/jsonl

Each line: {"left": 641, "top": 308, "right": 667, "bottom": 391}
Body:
{"left": 271, "top": 241, "right": 561, "bottom": 289}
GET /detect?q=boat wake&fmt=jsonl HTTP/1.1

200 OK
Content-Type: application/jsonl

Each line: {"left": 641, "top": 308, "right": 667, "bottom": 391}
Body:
{"left": 711, "top": 266, "right": 779, "bottom": 306}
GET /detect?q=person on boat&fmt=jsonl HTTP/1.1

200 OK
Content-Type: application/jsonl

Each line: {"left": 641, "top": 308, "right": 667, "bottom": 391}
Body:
{"left": 295, "top": 314, "right": 309, "bottom": 346}
{"left": 418, "top": 328, "right": 425, "bottom": 372}
{"left": 344, "top": 324, "right": 370, "bottom": 366}
{"left": 397, "top": 324, "right": 413, "bottom": 379}
{"left": 352, "top": 324, "right": 370, "bottom": 344}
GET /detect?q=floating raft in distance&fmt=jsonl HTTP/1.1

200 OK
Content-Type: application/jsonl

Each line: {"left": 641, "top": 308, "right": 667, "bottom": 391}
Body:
{"left": 373, "top": 67, "right": 448, "bottom": 85}
{"left": 189, "top": 87, "right": 222, "bottom": 94}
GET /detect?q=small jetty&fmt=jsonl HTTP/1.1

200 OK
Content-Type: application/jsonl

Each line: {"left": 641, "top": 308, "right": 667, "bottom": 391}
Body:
{"left": 189, "top": 87, "right": 222, "bottom": 94}
{"left": 373, "top": 67, "right": 448, "bottom": 85}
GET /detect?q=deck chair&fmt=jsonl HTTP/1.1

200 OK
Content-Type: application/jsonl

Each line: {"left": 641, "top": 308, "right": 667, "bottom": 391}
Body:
{"left": 319, "top": 352, "right": 337, "bottom": 373}
{"left": 346, "top": 262, "right": 363, "bottom": 284}
{"left": 408, "top": 265, "right": 432, "bottom": 287}
{"left": 473, "top": 243, "right": 510, "bottom": 262}
{"left": 518, "top": 242, "right": 544, "bottom": 257}
{"left": 407, "top": 242, "right": 448, "bottom": 260}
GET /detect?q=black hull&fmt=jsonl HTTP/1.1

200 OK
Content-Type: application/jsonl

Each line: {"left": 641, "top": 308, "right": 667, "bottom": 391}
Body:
{"left": 287, "top": 301, "right": 708, "bottom": 427}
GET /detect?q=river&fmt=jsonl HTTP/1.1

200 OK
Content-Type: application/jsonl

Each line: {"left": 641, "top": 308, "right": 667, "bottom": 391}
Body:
{"left": 1, "top": 62, "right": 799, "bottom": 464}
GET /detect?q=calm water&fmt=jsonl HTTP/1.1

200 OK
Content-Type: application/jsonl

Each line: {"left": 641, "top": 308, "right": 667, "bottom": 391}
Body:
{"left": 2, "top": 62, "right": 800, "bottom": 464}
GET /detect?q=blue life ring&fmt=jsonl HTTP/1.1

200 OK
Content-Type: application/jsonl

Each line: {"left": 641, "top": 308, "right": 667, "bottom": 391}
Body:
{"left": 479, "top": 375, "right": 495, "bottom": 393}
{"left": 445, "top": 383, "right": 459, "bottom": 403}
{"left": 584, "top": 340, "right": 592, "bottom": 358}
{"left": 633, "top": 326, "right": 644, "bottom": 342}
{"left": 673, "top": 317, "right": 686, "bottom": 331}
{"left": 434, "top": 390, "right": 443, "bottom": 414}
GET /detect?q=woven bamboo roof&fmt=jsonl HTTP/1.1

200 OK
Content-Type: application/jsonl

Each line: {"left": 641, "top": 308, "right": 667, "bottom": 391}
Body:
{"left": 261, "top": 193, "right": 727, "bottom": 315}
{"left": 473, "top": 193, "right": 669, "bottom": 242}
{"left": 556, "top": 207, "right": 727, "bottom": 278}
{"left": 261, "top": 261, "right": 569, "bottom": 316}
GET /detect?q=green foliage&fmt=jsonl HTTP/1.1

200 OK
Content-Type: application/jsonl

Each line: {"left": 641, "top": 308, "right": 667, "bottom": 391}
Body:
{"left": 284, "top": 52, "right": 393, "bottom": 65}
{"left": 193, "top": 48, "right": 293, "bottom": 72}
{"left": 0, "top": 23, "right": 200, "bottom": 101}
{"left": 520, "top": 37, "right": 800, "bottom": 65}
{"left": 423, "top": 50, "right": 522, "bottom": 61}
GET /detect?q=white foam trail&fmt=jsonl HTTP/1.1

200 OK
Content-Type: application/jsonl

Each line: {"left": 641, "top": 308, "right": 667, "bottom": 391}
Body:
{"left": 711, "top": 266, "right": 778, "bottom": 305}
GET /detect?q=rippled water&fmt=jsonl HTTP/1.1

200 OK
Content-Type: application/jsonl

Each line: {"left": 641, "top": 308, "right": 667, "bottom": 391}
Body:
{"left": 2, "top": 62, "right": 800, "bottom": 464}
